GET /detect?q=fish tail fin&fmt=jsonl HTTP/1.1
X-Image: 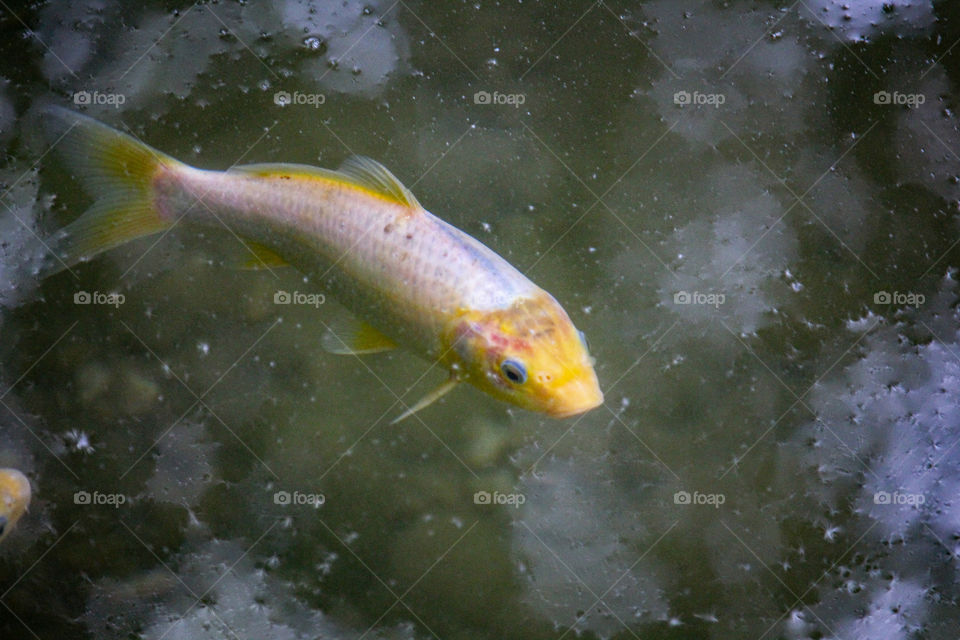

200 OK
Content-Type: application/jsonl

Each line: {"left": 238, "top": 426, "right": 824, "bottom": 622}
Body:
{"left": 41, "top": 107, "right": 180, "bottom": 275}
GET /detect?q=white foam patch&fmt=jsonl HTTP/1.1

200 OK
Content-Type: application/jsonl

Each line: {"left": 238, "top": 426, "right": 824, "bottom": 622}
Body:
{"left": 85, "top": 538, "right": 418, "bottom": 640}
{"left": 658, "top": 164, "right": 797, "bottom": 335}
{"left": 515, "top": 459, "right": 672, "bottom": 635}
{"left": 38, "top": 0, "right": 409, "bottom": 115}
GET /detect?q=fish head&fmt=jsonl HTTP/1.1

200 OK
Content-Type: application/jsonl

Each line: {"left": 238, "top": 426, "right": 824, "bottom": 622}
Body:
{"left": 449, "top": 293, "right": 603, "bottom": 418}
{"left": 0, "top": 468, "right": 30, "bottom": 542}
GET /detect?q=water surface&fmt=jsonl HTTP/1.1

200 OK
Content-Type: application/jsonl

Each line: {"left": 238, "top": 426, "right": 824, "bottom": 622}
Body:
{"left": 1, "top": 1, "right": 959, "bottom": 638}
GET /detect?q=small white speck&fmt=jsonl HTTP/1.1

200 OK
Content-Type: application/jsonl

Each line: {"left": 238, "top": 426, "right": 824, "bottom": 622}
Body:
{"left": 65, "top": 429, "right": 95, "bottom": 455}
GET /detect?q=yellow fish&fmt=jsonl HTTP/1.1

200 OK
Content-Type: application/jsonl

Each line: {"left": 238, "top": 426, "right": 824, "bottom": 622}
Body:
{"left": 0, "top": 468, "right": 30, "bottom": 544}
{"left": 43, "top": 108, "right": 603, "bottom": 421}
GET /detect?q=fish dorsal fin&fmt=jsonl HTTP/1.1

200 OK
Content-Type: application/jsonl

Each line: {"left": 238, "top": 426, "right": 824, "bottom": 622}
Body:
{"left": 232, "top": 158, "right": 421, "bottom": 209}
{"left": 321, "top": 318, "right": 398, "bottom": 355}
{"left": 237, "top": 241, "right": 290, "bottom": 270}
{"left": 337, "top": 156, "right": 421, "bottom": 209}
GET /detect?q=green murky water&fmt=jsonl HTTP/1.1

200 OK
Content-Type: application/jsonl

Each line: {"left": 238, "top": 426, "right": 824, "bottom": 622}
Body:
{"left": 1, "top": 1, "right": 959, "bottom": 638}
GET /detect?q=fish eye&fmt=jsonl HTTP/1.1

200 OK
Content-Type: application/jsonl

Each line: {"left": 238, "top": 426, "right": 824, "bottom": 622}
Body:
{"left": 500, "top": 359, "right": 527, "bottom": 384}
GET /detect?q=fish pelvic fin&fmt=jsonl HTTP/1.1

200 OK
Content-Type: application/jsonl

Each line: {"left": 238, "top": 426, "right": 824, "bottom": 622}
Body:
{"left": 390, "top": 375, "right": 460, "bottom": 424}
{"left": 42, "top": 107, "right": 180, "bottom": 275}
{"left": 321, "top": 319, "right": 398, "bottom": 355}
{"left": 236, "top": 241, "right": 290, "bottom": 270}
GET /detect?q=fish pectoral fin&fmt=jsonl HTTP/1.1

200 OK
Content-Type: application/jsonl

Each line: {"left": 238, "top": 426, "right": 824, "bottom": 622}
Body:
{"left": 390, "top": 376, "right": 460, "bottom": 424}
{"left": 337, "top": 156, "right": 421, "bottom": 209}
{"left": 321, "top": 320, "right": 398, "bottom": 355}
{"left": 235, "top": 240, "right": 290, "bottom": 270}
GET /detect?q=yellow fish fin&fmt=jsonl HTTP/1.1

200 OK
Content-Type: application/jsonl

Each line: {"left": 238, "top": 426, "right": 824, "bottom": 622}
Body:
{"left": 337, "top": 156, "right": 421, "bottom": 209}
{"left": 390, "top": 376, "right": 460, "bottom": 424}
{"left": 231, "top": 157, "right": 421, "bottom": 209}
{"left": 235, "top": 240, "right": 290, "bottom": 270}
{"left": 42, "top": 107, "right": 179, "bottom": 274}
{"left": 321, "top": 319, "right": 398, "bottom": 355}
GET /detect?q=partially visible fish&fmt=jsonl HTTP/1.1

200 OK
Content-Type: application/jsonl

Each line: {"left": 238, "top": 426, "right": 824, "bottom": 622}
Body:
{"left": 41, "top": 108, "right": 603, "bottom": 421}
{"left": 0, "top": 468, "right": 30, "bottom": 544}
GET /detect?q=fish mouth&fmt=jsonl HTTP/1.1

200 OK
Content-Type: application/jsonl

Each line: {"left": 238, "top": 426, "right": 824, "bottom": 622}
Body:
{"left": 545, "top": 378, "right": 604, "bottom": 418}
